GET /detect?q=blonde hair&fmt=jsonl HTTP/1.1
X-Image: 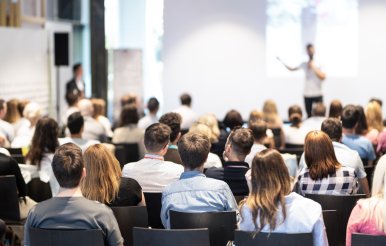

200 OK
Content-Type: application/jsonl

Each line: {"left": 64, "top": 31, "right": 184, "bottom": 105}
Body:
{"left": 248, "top": 109, "right": 264, "bottom": 124}
{"left": 91, "top": 98, "right": 106, "bottom": 118}
{"left": 197, "top": 114, "right": 220, "bottom": 142}
{"left": 366, "top": 102, "right": 383, "bottom": 132}
{"left": 81, "top": 144, "right": 121, "bottom": 204}
{"left": 263, "top": 100, "right": 281, "bottom": 126}
{"left": 4, "top": 99, "right": 21, "bottom": 123}
{"left": 189, "top": 123, "right": 214, "bottom": 144}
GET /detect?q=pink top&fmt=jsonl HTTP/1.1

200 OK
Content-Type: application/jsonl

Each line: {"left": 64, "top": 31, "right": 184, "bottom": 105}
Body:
{"left": 346, "top": 201, "right": 386, "bottom": 246}
{"left": 365, "top": 128, "right": 379, "bottom": 145}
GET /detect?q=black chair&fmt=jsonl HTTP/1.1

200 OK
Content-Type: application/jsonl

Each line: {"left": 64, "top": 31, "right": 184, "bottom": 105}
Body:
{"left": 364, "top": 165, "right": 374, "bottom": 190}
{"left": 133, "top": 227, "right": 210, "bottom": 246}
{"left": 0, "top": 175, "right": 20, "bottom": 223}
{"left": 305, "top": 193, "right": 366, "bottom": 246}
{"left": 234, "top": 195, "right": 246, "bottom": 205}
{"left": 170, "top": 210, "right": 237, "bottom": 246}
{"left": 352, "top": 233, "right": 386, "bottom": 246}
{"left": 6, "top": 148, "right": 25, "bottom": 163}
{"left": 234, "top": 230, "right": 313, "bottom": 246}
{"left": 285, "top": 144, "right": 304, "bottom": 149}
{"left": 29, "top": 228, "right": 104, "bottom": 246}
{"left": 322, "top": 210, "right": 339, "bottom": 246}
{"left": 270, "top": 128, "right": 283, "bottom": 148}
{"left": 27, "top": 178, "right": 52, "bottom": 202}
{"left": 114, "top": 143, "right": 140, "bottom": 168}
{"left": 143, "top": 193, "right": 164, "bottom": 229}
{"left": 111, "top": 206, "right": 149, "bottom": 246}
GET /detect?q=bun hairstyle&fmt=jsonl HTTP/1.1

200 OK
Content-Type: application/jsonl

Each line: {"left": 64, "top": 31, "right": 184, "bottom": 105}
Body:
{"left": 288, "top": 105, "right": 303, "bottom": 127}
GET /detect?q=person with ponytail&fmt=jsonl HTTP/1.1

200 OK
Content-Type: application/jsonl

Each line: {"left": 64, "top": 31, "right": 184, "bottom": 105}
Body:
{"left": 346, "top": 155, "right": 386, "bottom": 245}
{"left": 239, "top": 149, "right": 328, "bottom": 246}
{"left": 283, "top": 105, "right": 308, "bottom": 146}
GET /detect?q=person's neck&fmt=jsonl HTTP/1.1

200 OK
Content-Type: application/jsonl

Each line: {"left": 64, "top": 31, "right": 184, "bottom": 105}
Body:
{"left": 146, "top": 152, "right": 164, "bottom": 157}
{"left": 227, "top": 153, "right": 245, "bottom": 162}
{"left": 56, "top": 186, "right": 83, "bottom": 197}
{"left": 185, "top": 167, "right": 204, "bottom": 173}
{"left": 343, "top": 128, "right": 356, "bottom": 135}
{"left": 71, "top": 133, "right": 82, "bottom": 139}
{"left": 254, "top": 139, "right": 264, "bottom": 145}
{"left": 170, "top": 140, "right": 178, "bottom": 146}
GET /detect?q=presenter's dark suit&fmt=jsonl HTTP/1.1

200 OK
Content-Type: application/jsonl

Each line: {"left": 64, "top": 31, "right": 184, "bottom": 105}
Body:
{"left": 66, "top": 78, "right": 84, "bottom": 97}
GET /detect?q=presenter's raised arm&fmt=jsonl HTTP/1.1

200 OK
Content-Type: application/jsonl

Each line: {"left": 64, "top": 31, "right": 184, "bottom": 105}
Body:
{"left": 276, "top": 57, "right": 300, "bottom": 71}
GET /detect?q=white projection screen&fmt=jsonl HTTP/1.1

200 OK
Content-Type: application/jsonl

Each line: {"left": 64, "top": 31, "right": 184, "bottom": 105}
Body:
{"left": 162, "top": 0, "right": 386, "bottom": 119}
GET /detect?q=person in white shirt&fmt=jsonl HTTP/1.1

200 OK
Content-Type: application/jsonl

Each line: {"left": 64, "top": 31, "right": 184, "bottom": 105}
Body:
{"left": 138, "top": 97, "right": 159, "bottom": 129}
{"left": 245, "top": 120, "right": 267, "bottom": 166}
{"left": 302, "top": 102, "right": 326, "bottom": 131}
{"left": 278, "top": 43, "right": 326, "bottom": 118}
{"left": 62, "top": 91, "right": 80, "bottom": 126}
{"left": 122, "top": 123, "right": 184, "bottom": 192}
{"left": 173, "top": 93, "right": 197, "bottom": 130}
{"left": 0, "top": 99, "right": 14, "bottom": 146}
{"left": 283, "top": 105, "right": 309, "bottom": 146}
{"left": 78, "top": 99, "right": 107, "bottom": 142}
{"left": 91, "top": 98, "right": 113, "bottom": 138}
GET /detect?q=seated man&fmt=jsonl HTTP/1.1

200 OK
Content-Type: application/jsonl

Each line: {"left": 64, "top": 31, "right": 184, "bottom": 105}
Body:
{"left": 122, "top": 123, "right": 184, "bottom": 192}
{"left": 161, "top": 133, "right": 238, "bottom": 228}
{"left": 245, "top": 120, "right": 267, "bottom": 166}
{"left": 205, "top": 128, "right": 254, "bottom": 196}
{"left": 302, "top": 102, "right": 326, "bottom": 131}
{"left": 159, "top": 112, "right": 182, "bottom": 164}
{"left": 24, "top": 143, "right": 123, "bottom": 246}
{"left": 341, "top": 105, "right": 376, "bottom": 165}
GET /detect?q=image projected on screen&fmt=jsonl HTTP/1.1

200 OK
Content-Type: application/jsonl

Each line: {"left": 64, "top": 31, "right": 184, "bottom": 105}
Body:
{"left": 266, "top": 0, "right": 358, "bottom": 78}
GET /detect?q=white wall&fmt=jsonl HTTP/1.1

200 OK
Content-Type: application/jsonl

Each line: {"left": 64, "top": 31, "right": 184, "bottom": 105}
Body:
{"left": 162, "top": 0, "right": 386, "bottom": 120}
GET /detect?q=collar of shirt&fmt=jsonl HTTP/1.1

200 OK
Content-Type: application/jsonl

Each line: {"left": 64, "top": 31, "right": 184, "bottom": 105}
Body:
{"left": 168, "top": 144, "right": 178, "bottom": 150}
{"left": 180, "top": 170, "right": 205, "bottom": 180}
{"left": 223, "top": 161, "right": 249, "bottom": 168}
{"left": 144, "top": 154, "right": 164, "bottom": 161}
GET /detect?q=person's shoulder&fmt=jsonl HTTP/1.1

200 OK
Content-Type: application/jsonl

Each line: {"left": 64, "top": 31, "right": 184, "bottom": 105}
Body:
{"left": 287, "top": 192, "right": 322, "bottom": 213}
{"left": 204, "top": 176, "right": 231, "bottom": 190}
{"left": 163, "top": 161, "right": 184, "bottom": 171}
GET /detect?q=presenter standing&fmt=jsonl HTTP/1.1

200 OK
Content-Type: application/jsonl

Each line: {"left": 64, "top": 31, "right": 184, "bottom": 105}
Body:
{"left": 66, "top": 63, "right": 85, "bottom": 99}
{"left": 278, "top": 44, "right": 326, "bottom": 118}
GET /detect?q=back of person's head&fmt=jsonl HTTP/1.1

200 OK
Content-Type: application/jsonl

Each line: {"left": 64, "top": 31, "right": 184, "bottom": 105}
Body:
{"left": 366, "top": 101, "right": 383, "bottom": 132}
{"left": 197, "top": 114, "right": 220, "bottom": 142}
{"left": 188, "top": 123, "right": 214, "bottom": 144}
{"left": 119, "top": 104, "right": 139, "bottom": 126}
{"left": 227, "top": 128, "right": 254, "bottom": 158}
{"left": 23, "top": 102, "right": 42, "bottom": 122}
{"left": 248, "top": 120, "right": 267, "bottom": 141}
{"left": 67, "top": 112, "right": 84, "bottom": 135}
{"left": 312, "top": 103, "right": 326, "bottom": 117}
{"left": 178, "top": 133, "right": 210, "bottom": 170}
{"left": 17, "top": 99, "right": 30, "bottom": 116}
{"left": 27, "top": 117, "right": 59, "bottom": 168}
{"left": 288, "top": 105, "right": 303, "bottom": 126}
{"left": 328, "top": 100, "right": 343, "bottom": 119}
{"left": 144, "top": 123, "right": 171, "bottom": 153}
{"left": 243, "top": 149, "right": 291, "bottom": 232}
{"left": 147, "top": 97, "right": 160, "bottom": 113}
{"left": 321, "top": 118, "right": 342, "bottom": 142}
{"left": 354, "top": 105, "right": 368, "bottom": 134}
{"left": 121, "top": 93, "right": 137, "bottom": 107}
{"left": 304, "top": 130, "right": 340, "bottom": 180}
{"left": 91, "top": 98, "right": 106, "bottom": 118}
{"left": 159, "top": 112, "right": 182, "bottom": 143}
{"left": 369, "top": 98, "right": 383, "bottom": 108}
{"left": 248, "top": 109, "right": 264, "bottom": 124}
{"left": 78, "top": 99, "right": 93, "bottom": 117}
{"left": 180, "top": 93, "right": 192, "bottom": 106}
{"left": 65, "top": 91, "right": 80, "bottom": 107}
{"left": 52, "top": 143, "right": 84, "bottom": 188}
{"left": 223, "top": 110, "right": 243, "bottom": 131}
{"left": 341, "top": 105, "right": 360, "bottom": 129}
{"left": 4, "top": 99, "right": 20, "bottom": 123}
{"left": 263, "top": 100, "right": 278, "bottom": 115}
{"left": 81, "top": 144, "right": 121, "bottom": 204}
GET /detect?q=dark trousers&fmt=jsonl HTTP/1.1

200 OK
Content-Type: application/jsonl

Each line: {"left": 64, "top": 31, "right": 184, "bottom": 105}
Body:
{"left": 304, "top": 96, "right": 323, "bottom": 118}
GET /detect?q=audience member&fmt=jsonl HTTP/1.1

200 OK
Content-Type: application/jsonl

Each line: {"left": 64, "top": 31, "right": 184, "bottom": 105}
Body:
{"left": 283, "top": 105, "right": 308, "bottom": 146}
{"left": 369, "top": 98, "right": 383, "bottom": 108}
{"left": 82, "top": 144, "right": 145, "bottom": 206}
{"left": 198, "top": 114, "right": 226, "bottom": 157}
{"left": 25, "top": 117, "right": 60, "bottom": 196}
{"left": 161, "top": 133, "right": 237, "bottom": 228}
{"left": 328, "top": 99, "right": 343, "bottom": 119}
{"left": 248, "top": 109, "right": 275, "bottom": 148}
{"left": 206, "top": 128, "right": 253, "bottom": 196}
{"left": 62, "top": 91, "right": 80, "bottom": 125}
{"left": 78, "top": 99, "right": 107, "bottom": 142}
{"left": 0, "top": 99, "right": 14, "bottom": 145}
{"left": 112, "top": 104, "right": 145, "bottom": 157}
{"left": 263, "top": 100, "right": 285, "bottom": 148}
{"left": 91, "top": 98, "right": 113, "bottom": 138}
{"left": 346, "top": 154, "right": 386, "bottom": 246}
{"left": 159, "top": 112, "right": 182, "bottom": 164}
{"left": 302, "top": 102, "right": 326, "bottom": 131}
{"left": 138, "top": 97, "right": 160, "bottom": 129}
{"left": 219, "top": 109, "right": 244, "bottom": 156}
{"left": 4, "top": 99, "right": 29, "bottom": 133}
{"left": 365, "top": 101, "right": 383, "bottom": 145}
{"left": 239, "top": 149, "right": 328, "bottom": 246}
{"left": 341, "top": 105, "right": 376, "bottom": 164}
{"left": 173, "top": 93, "right": 197, "bottom": 130}
{"left": 66, "top": 63, "right": 85, "bottom": 98}
{"left": 122, "top": 123, "right": 183, "bottom": 192}
{"left": 23, "top": 143, "right": 123, "bottom": 246}
{"left": 355, "top": 105, "right": 368, "bottom": 136}
{"left": 299, "top": 118, "right": 370, "bottom": 196}
{"left": 297, "top": 130, "right": 358, "bottom": 195}
{"left": 245, "top": 120, "right": 267, "bottom": 166}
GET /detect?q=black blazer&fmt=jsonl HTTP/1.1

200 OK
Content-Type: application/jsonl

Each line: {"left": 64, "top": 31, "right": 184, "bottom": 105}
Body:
{"left": 66, "top": 78, "right": 84, "bottom": 96}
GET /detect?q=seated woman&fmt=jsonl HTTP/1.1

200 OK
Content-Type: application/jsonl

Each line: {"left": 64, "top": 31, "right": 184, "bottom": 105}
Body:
{"left": 81, "top": 144, "right": 145, "bottom": 206}
{"left": 283, "top": 105, "right": 308, "bottom": 146}
{"left": 365, "top": 101, "right": 383, "bottom": 145}
{"left": 262, "top": 100, "right": 285, "bottom": 148}
{"left": 248, "top": 109, "right": 275, "bottom": 148}
{"left": 298, "top": 130, "right": 358, "bottom": 195}
{"left": 346, "top": 155, "right": 386, "bottom": 246}
{"left": 239, "top": 149, "right": 328, "bottom": 246}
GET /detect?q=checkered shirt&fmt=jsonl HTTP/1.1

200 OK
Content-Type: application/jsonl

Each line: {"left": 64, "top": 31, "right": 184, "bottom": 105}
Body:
{"left": 297, "top": 166, "right": 358, "bottom": 195}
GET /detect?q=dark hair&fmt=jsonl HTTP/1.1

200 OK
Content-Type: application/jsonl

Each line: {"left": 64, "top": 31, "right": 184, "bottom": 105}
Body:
{"left": 159, "top": 113, "right": 182, "bottom": 142}
{"left": 223, "top": 110, "right": 243, "bottom": 130}
{"left": 0, "top": 99, "right": 4, "bottom": 111}
{"left": 144, "top": 123, "right": 171, "bottom": 152}
{"left": 120, "top": 94, "right": 137, "bottom": 107}
{"left": 147, "top": 97, "right": 160, "bottom": 113}
{"left": 328, "top": 100, "right": 343, "bottom": 118}
{"left": 369, "top": 98, "right": 383, "bottom": 107}
{"left": 321, "top": 118, "right": 342, "bottom": 142}
{"left": 355, "top": 105, "right": 368, "bottom": 135}
{"left": 119, "top": 105, "right": 139, "bottom": 126}
{"left": 288, "top": 105, "right": 302, "bottom": 127}
{"left": 178, "top": 133, "right": 210, "bottom": 170}
{"left": 67, "top": 112, "right": 84, "bottom": 134}
{"left": 73, "top": 63, "right": 82, "bottom": 73}
{"left": 341, "top": 105, "right": 359, "bottom": 129}
{"left": 27, "top": 117, "right": 59, "bottom": 169}
{"left": 312, "top": 103, "right": 326, "bottom": 117}
{"left": 65, "top": 91, "right": 80, "bottom": 106}
{"left": 306, "top": 43, "right": 313, "bottom": 50}
{"left": 249, "top": 120, "right": 267, "bottom": 141}
{"left": 180, "top": 93, "right": 192, "bottom": 106}
{"left": 228, "top": 128, "right": 254, "bottom": 157}
{"left": 52, "top": 143, "right": 84, "bottom": 188}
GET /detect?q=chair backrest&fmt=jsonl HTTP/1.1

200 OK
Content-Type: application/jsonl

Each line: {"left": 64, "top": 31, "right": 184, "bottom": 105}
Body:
{"left": 29, "top": 228, "right": 104, "bottom": 246}
{"left": 322, "top": 210, "right": 339, "bottom": 246}
{"left": 114, "top": 143, "right": 140, "bottom": 168}
{"left": 27, "top": 178, "right": 52, "bottom": 202}
{"left": 111, "top": 206, "right": 149, "bottom": 246}
{"left": 170, "top": 210, "right": 237, "bottom": 246}
{"left": 270, "top": 128, "right": 282, "bottom": 148}
{"left": 305, "top": 193, "right": 366, "bottom": 246}
{"left": 6, "top": 148, "right": 25, "bottom": 163}
{"left": 0, "top": 175, "right": 20, "bottom": 222}
{"left": 132, "top": 227, "right": 210, "bottom": 246}
{"left": 364, "top": 165, "right": 374, "bottom": 190}
{"left": 352, "top": 233, "right": 386, "bottom": 246}
{"left": 234, "top": 230, "right": 313, "bottom": 246}
{"left": 143, "top": 193, "right": 164, "bottom": 229}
